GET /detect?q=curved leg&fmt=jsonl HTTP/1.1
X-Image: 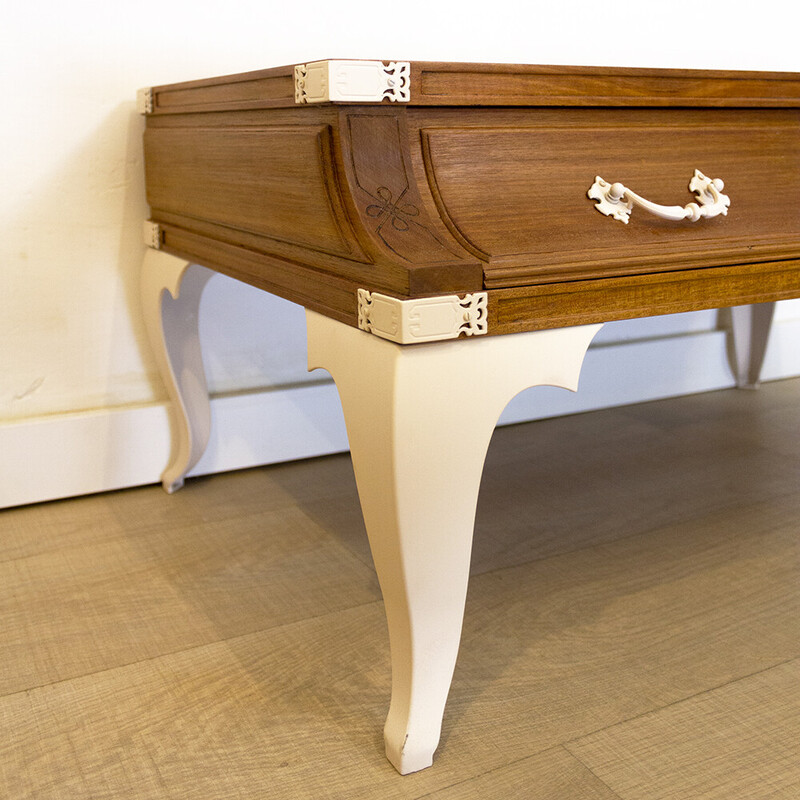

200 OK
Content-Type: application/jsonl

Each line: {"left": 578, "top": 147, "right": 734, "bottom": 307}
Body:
{"left": 141, "top": 248, "right": 215, "bottom": 493}
{"left": 730, "top": 302, "right": 776, "bottom": 389}
{"left": 307, "top": 311, "right": 600, "bottom": 773}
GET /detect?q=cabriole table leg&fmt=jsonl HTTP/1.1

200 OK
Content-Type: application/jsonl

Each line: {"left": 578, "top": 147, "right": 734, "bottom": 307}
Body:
{"left": 141, "top": 248, "right": 215, "bottom": 493}
{"left": 306, "top": 310, "right": 601, "bottom": 773}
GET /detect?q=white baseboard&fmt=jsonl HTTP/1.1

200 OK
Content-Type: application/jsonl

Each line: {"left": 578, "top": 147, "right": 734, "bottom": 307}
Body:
{"left": 0, "top": 381, "right": 349, "bottom": 510}
{"left": 2, "top": 318, "right": 799, "bottom": 509}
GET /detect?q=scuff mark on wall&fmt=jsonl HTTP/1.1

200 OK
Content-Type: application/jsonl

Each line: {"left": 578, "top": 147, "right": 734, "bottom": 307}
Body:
{"left": 13, "top": 377, "right": 45, "bottom": 401}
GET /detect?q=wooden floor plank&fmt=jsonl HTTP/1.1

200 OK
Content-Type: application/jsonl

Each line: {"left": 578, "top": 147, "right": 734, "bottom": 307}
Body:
{"left": 0, "top": 505, "right": 380, "bottom": 696}
{"left": 441, "top": 494, "right": 800, "bottom": 766}
{"left": 417, "top": 747, "right": 622, "bottom": 800}
{"left": 0, "top": 452, "right": 360, "bottom": 565}
{"left": 471, "top": 376, "right": 800, "bottom": 574}
{"left": 0, "top": 379, "right": 798, "bottom": 798}
{"left": 566, "top": 659, "right": 800, "bottom": 800}
{"left": 1, "top": 492, "right": 797, "bottom": 797}
{"left": 281, "top": 378, "right": 800, "bottom": 577}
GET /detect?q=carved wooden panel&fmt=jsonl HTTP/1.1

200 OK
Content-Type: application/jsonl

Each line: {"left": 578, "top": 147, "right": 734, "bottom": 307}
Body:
{"left": 144, "top": 124, "right": 357, "bottom": 258}
{"left": 420, "top": 108, "right": 800, "bottom": 288}
{"left": 340, "top": 111, "right": 478, "bottom": 268}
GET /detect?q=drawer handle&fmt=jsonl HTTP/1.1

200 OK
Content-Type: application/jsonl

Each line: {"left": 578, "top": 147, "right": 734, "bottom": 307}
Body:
{"left": 588, "top": 169, "right": 730, "bottom": 224}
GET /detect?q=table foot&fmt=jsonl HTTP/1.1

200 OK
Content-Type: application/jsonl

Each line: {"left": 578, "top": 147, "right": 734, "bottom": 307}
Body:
{"left": 141, "top": 249, "right": 215, "bottom": 492}
{"left": 306, "top": 311, "right": 600, "bottom": 772}
{"left": 730, "top": 302, "right": 776, "bottom": 389}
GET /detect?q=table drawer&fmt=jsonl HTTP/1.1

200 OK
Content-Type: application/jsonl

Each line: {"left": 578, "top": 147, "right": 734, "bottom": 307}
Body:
{"left": 418, "top": 108, "right": 800, "bottom": 288}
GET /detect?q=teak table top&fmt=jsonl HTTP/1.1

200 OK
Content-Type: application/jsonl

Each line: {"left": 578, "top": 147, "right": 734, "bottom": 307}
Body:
{"left": 144, "top": 60, "right": 800, "bottom": 111}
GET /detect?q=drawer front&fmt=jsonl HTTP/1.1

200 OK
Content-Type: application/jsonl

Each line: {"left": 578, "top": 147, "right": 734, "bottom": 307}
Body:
{"left": 419, "top": 108, "right": 800, "bottom": 288}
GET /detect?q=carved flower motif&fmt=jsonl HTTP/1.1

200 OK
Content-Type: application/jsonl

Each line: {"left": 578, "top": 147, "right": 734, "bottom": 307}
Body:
{"left": 366, "top": 187, "right": 420, "bottom": 232}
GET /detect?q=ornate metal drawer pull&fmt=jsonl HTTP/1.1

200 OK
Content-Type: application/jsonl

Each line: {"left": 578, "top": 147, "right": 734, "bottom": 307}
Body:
{"left": 588, "top": 170, "right": 730, "bottom": 224}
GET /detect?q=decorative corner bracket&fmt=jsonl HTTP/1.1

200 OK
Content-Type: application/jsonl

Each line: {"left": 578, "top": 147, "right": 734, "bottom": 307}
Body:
{"left": 143, "top": 221, "right": 162, "bottom": 249}
{"left": 588, "top": 169, "right": 730, "bottom": 224}
{"left": 357, "top": 289, "right": 488, "bottom": 344}
{"left": 137, "top": 87, "right": 154, "bottom": 115}
{"left": 295, "top": 60, "right": 411, "bottom": 104}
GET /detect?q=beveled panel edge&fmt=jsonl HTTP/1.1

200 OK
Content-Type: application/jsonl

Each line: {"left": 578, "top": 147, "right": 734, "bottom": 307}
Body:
{"left": 419, "top": 129, "right": 490, "bottom": 262}
{"left": 157, "top": 224, "right": 362, "bottom": 327}
{"left": 147, "top": 218, "right": 488, "bottom": 323}
{"left": 147, "top": 208, "right": 421, "bottom": 299}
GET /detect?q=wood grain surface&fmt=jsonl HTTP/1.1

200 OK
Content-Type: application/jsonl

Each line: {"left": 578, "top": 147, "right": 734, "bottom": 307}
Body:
{"left": 145, "top": 124, "right": 359, "bottom": 257}
{"left": 1, "top": 379, "right": 799, "bottom": 798}
{"left": 418, "top": 109, "right": 800, "bottom": 284}
{"left": 145, "top": 61, "right": 800, "bottom": 113}
{"left": 567, "top": 660, "right": 800, "bottom": 800}
{"left": 142, "top": 63, "right": 800, "bottom": 334}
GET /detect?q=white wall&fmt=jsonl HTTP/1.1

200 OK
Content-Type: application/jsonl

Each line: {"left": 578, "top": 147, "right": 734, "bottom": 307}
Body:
{"left": 2, "top": 1, "right": 799, "bottom": 507}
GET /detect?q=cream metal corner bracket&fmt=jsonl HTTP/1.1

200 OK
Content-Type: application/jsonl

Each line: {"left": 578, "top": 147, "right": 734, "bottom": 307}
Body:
{"left": 295, "top": 60, "right": 411, "bottom": 104}
{"left": 143, "top": 221, "right": 162, "bottom": 249}
{"left": 136, "top": 87, "right": 154, "bottom": 115}
{"left": 357, "top": 289, "right": 488, "bottom": 344}
{"left": 588, "top": 170, "right": 730, "bottom": 224}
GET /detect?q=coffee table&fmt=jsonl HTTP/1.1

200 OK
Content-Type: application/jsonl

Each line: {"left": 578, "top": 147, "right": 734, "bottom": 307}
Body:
{"left": 138, "top": 60, "right": 800, "bottom": 773}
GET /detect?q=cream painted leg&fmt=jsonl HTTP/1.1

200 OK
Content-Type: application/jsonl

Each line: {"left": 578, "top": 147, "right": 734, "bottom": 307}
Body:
{"left": 306, "top": 311, "right": 600, "bottom": 773}
{"left": 730, "top": 302, "right": 776, "bottom": 388}
{"left": 141, "top": 248, "right": 215, "bottom": 493}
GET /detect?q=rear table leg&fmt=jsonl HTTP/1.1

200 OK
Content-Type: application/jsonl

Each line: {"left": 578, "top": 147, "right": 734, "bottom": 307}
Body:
{"left": 307, "top": 311, "right": 600, "bottom": 773}
{"left": 730, "top": 302, "right": 776, "bottom": 389}
{"left": 141, "top": 248, "right": 215, "bottom": 492}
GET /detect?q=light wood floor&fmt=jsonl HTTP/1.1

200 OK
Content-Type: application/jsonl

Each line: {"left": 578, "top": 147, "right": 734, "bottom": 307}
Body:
{"left": 2, "top": 379, "right": 799, "bottom": 799}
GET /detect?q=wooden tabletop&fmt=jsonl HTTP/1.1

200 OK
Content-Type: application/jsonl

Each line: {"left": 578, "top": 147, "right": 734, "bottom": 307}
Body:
{"left": 145, "top": 60, "right": 800, "bottom": 114}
